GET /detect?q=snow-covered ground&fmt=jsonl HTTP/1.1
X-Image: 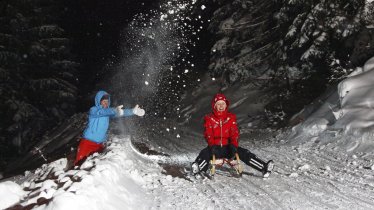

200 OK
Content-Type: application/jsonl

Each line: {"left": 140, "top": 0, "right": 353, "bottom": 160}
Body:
{"left": 1, "top": 130, "right": 374, "bottom": 210}
{"left": 2, "top": 57, "right": 374, "bottom": 209}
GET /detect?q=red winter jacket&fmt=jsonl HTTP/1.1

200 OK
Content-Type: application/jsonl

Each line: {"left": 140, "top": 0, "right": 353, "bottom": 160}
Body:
{"left": 204, "top": 93, "right": 239, "bottom": 148}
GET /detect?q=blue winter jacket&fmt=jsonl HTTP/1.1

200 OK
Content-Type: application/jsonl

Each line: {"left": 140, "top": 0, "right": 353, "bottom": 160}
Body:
{"left": 83, "top": 90, "right": 134, "bottom": 143}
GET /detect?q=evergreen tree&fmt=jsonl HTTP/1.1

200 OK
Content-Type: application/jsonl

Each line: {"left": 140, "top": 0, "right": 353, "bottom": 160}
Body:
{"left": 0, "top": 0, "right": 78, "bottom": 166}
{"left": 205, "top": 0, "right": 374, "bottom": 126}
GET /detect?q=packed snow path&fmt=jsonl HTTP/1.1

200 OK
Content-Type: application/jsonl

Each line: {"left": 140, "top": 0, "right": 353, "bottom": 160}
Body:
{"left": 3, "top": 128, "right": 374, "bottom": 210}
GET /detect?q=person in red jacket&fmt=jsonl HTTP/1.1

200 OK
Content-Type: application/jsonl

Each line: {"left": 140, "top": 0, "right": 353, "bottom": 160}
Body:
{"left": 191, "top": 93, "right": 274, "bottom": 177}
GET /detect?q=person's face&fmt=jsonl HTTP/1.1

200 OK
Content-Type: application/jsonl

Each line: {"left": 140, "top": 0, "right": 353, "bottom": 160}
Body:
{"left": 215, "top": 100, "right": 227, "bottom": 112}
{"left": 101, "top": 99, "right": 109, "bottom": 108}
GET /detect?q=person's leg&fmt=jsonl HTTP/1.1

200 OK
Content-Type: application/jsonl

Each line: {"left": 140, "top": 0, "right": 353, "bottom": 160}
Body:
{"left": 192, "top": 147, "right": 211, "bottom": 173}
{"left": 228, "top": 144, "right": 237, "bottom": 159}
{"left": 212, "top": 145, "right": 231, "bottom": 159}
{"left": 237, "top": 147, "right": 273, "bottom": 176}
{"left": 74, "top": 139, "right": 104, "bottom": 166}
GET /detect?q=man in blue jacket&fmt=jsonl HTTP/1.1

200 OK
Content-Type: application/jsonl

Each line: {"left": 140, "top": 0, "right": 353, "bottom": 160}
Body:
{"left": 74, "top": 90, "right": 145, "bottom": 165}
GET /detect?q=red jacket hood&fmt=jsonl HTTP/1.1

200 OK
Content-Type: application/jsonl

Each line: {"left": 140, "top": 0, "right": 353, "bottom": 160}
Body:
{"left": 211, "top": 93, "right": 230, "bottom": 118}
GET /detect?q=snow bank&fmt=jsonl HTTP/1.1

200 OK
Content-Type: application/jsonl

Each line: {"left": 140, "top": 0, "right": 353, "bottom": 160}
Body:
{"left": 293, "top": 56, "right": 374, "bottom": 135}
{"left": 286, "top": 56, "right": 374, "bottom": 154}
{"left": 39, "top": 137, "right": 154, "bottom": 210}
{"left": 334, "top": 57, "right": 374, "bottom": 131}
{"left": 0, "top": 181, "right": 26, "bottom": 209}
{"left": 0, "top": 136, "right": 155, "bottom": 210}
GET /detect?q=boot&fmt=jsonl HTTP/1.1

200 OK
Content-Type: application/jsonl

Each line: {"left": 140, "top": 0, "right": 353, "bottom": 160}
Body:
{"left": 262, "top": 160, "right": 274, "bottom": 178}
{"left": 191, "top": 162, "right": 200, "bottom": 174}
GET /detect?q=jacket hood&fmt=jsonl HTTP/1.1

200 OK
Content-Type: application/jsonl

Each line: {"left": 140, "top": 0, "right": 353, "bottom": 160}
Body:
{"left": 95, "top": 90, "right": 111, "bottom": 107}
{"left": 211, "top": 93, "right": 229, "bottom": 112}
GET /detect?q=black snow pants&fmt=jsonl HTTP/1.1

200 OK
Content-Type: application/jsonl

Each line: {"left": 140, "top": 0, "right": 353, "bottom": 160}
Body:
{"left": 194, "top": 145, "right": 267, "bottom": 173}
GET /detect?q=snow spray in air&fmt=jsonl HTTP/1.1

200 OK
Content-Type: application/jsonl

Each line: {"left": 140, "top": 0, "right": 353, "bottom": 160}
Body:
{"left": 109, "top": 0, "right": 207, "bottom": 133}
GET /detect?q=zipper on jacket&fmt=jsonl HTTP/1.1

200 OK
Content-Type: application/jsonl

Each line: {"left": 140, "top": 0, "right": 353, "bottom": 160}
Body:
{"left": 220, "top": 119, "right": 222, "bottom": 147}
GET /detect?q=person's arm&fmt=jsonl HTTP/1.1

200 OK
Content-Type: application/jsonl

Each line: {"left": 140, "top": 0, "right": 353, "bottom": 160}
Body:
{"left": 89, "top": 107, "right": 117, "bottom": 118}
{"left": 111, "top": 106, "right": 134, "bottom": 118}
{"left": 204, "top": 116, "right": 214, "bottom": 146}
{"left": 229, "top": 114, "right": 239, "bottom": 148}
{"left": 122, "top": 108, "right": 134, "bottom": 117}
{"left": 115, "top": 105, "right": 144, "bottom": 118}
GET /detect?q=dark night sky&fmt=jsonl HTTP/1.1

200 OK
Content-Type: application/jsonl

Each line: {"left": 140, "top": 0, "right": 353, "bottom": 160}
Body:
{"left": 58, "top": 0, "right": 160, "bottom": 110}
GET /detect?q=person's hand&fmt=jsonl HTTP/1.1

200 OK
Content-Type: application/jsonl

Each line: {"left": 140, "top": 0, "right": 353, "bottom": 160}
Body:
{"left": 133, "top": 105, "right": 145, "bottom": 116}
{"left": 116, "top": 105, "right": 124, "bottom": 116}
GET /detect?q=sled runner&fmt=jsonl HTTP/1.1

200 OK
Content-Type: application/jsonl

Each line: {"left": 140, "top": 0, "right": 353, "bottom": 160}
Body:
{"left": 209, "top": 153, "right": 243, "bottom": 177}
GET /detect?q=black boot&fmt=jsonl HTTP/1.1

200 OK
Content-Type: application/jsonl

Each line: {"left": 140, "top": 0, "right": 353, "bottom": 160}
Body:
{"left": 238, "top": 147, "right": 273, "bottom": 177}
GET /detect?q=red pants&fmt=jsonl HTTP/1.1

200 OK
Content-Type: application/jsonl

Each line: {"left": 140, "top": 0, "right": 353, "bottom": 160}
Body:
{"left": 74, "top": 138, "right": 104, "bottom": 166}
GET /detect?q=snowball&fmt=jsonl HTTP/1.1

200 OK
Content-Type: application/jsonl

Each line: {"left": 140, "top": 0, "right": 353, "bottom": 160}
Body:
{"left": 166, "top": 175, "right": 173, "bottom": 181}
{"left": 201, "top": 5, "right": 206, "bottom": 10}
{"left": 289, "top": 173, "right": 299, "bottom": 177}
{"left": 145, "top": 81, "right": 149, "bottom": 85}
{"left": 298, "top": 164, "right": 310, "bottom": 171}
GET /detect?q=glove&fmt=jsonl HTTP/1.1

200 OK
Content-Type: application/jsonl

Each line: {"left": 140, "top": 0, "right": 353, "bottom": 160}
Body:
{"left": 116, "top": 105, "right": 124, "bottom": 116}
{"left": 133, "top": 104, "right": 145, "bottom": 116}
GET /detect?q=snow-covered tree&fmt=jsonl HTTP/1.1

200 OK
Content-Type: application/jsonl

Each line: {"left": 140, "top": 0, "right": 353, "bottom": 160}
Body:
{"left": 205, "top": 0, "right": 374, "bottom": 126}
